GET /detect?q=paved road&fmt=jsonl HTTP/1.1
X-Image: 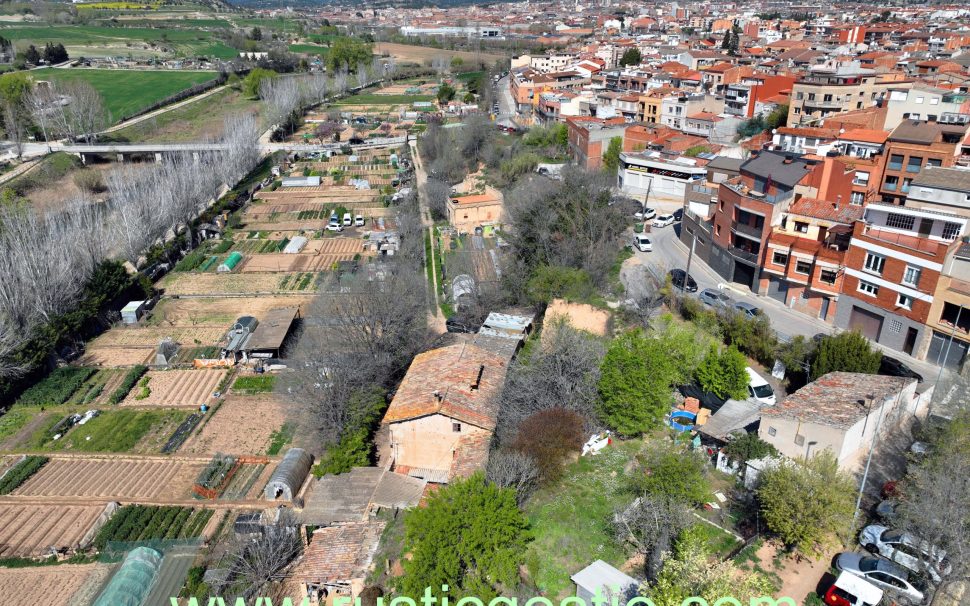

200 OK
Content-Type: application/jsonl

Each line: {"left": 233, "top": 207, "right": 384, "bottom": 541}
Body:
{"left": 495, "top": 75, "right": 517, "bottom": 128}
{"left": 627, "top": 220, "right": 942, "bottom": 381}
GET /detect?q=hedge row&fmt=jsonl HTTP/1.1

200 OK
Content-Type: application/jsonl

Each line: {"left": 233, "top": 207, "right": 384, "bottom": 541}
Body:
{"left": 0, "top": 456, "right": 50, "bottom": 495}
{"left": 14, "top": 367, "right": 95, "bottom": 407}
{"left": 107, "top": 365, "right": 148, "bottom": 404}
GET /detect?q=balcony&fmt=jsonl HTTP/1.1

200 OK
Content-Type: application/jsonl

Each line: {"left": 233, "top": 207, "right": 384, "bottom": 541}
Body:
{"left": 729, "top": 245, "right": 760, "bottom": 264}
{"left": 802, "top": 98, "right": 843, "bottom": 110}
{"left": 732, "top": 221, "right": 764, "bottom": 240}
{"left": 861, "top": 225, "right": 944, "bottom": 255}
{"left": 721, "top": 180, "right": 792, "bottom": 205}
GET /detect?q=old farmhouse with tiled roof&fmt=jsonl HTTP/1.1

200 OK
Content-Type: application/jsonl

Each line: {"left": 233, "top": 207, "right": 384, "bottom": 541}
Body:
{"left": 383, "top": 341, "right": 510, "bottom": 483}
{"left": 758, "top": 372, "right": 928, "bottom": 470}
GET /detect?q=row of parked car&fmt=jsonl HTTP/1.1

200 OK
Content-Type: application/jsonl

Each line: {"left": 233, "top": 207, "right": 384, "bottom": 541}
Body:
{"left": 326, "top": 212, "right": 367, "bottom": 232}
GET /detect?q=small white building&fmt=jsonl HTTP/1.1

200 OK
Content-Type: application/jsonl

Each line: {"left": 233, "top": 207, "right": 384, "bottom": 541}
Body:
{"left": 121, "top": 300, "right": 147, "bottom": 325}
{"left": 571, "top": 560, "right": 639, "bottom": 604}
{"left": 617, "top": 152, "right": 707, "bottom": 200}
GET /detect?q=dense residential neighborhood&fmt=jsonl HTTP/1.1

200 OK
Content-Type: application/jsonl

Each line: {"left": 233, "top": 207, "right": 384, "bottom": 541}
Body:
{"left": 0, "top": 0, "right": 967, "bottom": 605}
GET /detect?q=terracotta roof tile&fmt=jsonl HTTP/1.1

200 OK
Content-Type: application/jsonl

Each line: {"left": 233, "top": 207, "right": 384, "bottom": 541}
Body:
{"left": 297, "top": 520, "right": 387, "bottom": 586}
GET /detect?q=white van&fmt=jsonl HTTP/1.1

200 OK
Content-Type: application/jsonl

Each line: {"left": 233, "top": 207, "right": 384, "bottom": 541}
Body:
{"left": 354, "top": 215, "right": 365, "bottom": 227}
{"left": 342, "top": 213, "right": 352, "bottom": 226}
{"left": 746, "top": 367, "right": 776, "bottom": 405}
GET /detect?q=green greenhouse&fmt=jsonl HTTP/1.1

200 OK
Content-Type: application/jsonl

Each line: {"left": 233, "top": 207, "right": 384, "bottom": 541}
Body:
{"left": 93, "top": 546, "right": 163, "bottom": 606}
{"left": 218, "top": 251, "right": 243, "bottom": 273}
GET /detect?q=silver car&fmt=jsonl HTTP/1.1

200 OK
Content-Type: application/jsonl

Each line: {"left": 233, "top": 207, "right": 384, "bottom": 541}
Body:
{"left": 699, "top": 288, "right": 731, "bottom": 308}
{"left": 859, "top": 525, "right": 951, "bottom": 583}
{"left": 836, "top": 552, "right": 926, "bottom": 605}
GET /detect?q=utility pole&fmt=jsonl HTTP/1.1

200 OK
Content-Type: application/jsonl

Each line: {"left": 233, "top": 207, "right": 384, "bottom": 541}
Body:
{"left": 685, "top": 230, "right": 696, "bottom": 285}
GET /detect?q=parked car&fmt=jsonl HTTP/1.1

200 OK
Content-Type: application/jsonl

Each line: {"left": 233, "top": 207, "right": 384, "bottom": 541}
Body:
{"left": 859, "top": 525, "right": 951, "bottom": 583}
{"left": 699, "top": 288, "right": 731, "bottom": 308}
{"left": 874, "top": 499, "right": 900, "bottom": 523}
{"left": 824, "top": 571, "right": 884, "bottom": 606}
{"left": 635, "top": 207, "right": 657, "bottom": 221}
{"left": 879, "top": 356, "right": 924, "bottom": 383}
{"left": 633, "top": 235, "right": 652, "bottom": 252}
{"left": 653, "top": 214, "right": 675, "bottom": 228}
{"left": 354, "top": 215, "right": 365, "bottom": 227}
{"left": 342, "top": 213, "right": 353, "bottom": 226}
{"left": 327, "top": 214, "right": 343, "bottom": 232}
{"left": 745, "top": 366, "right": 776, "bottom": 405}
{"left": 668, "top": 269, "right": 697, "bottom": 292}
{"left": 835, "top": 552, "right": 926, "bottom": 605}
{"left": 734, "top": 301, "right": 762, "bottom": 318}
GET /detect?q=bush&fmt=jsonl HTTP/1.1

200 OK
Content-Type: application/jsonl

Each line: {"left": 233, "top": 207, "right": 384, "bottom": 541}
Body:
{"left": 313, "top": 427, "right": 371, "bottom": 476}
{"left": 599, "top": 329, "right": 680, "bottom": 435}
{"left": 108, "top": 365, "right": 147, "bottom": 404}
{"left": 73, "top": 170, "right": 107, "bottom": 194}
{"left": 694, "top": 344, "right": 748, "bottom": 400}
{"left": 526, "top": 265, "right": 597, "bottom": 305}
{"left": 232, "top": 374, "right": 276, "bottom": 394}
{"left": 511, "top": 408, "right": 584, "bottom": 483}
{"left": 0, "top": 456, "right": 49, "bottom": 495}
{"left": 723, "top": 432, "right": 778, "bottom": 465}
{"left": 810, "top": 331, "right": 881, "bottom": 380}
{"left": 633, "top": 445, "right": 710, "bottom": 506}
{"left": 14, "top": 367, "right": 95, "bottom": 407}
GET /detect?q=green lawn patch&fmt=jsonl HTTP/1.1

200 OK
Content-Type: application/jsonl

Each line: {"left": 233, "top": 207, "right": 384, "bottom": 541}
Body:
{"left": 288, "top": 43, "right": 330, "bottom": 57}
{"left": 267, "top": 422, "right": 294, "bottom": 456}
{"left": 30, "top": 68, "right": 218, "bottom": 122}
{"left": 232, "top": 374, "right": 276, "bottom": 394}
{"left": 50, "top": 408, "right": 185, "bottom": 453}
{"left": 525, "top": 440, "right": 643, "bottom": 599}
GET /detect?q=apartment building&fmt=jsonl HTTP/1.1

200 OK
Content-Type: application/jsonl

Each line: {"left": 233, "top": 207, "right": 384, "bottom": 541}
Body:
{"left": 788, "top": 64, "right": 880, "bottom": 125}
{"left": 510, "top": 68, "right": 589, "bottom": 113}
{"left": 565, "top": 116, "right": 628, "bottom": 170}
{"left": 834, "top": 128, "right": 890, "bottom": 206}
{"left": 884, "top": 85, "right": 970, "bottom": 130}
{"left": 616, "top": 152, "right": 708, "bottom": 200}
{"left": 878, "top": 119, "right": 966, "bottom": 204}
{"left": 834, "top": 203, "right": 967, "bottom": 357}
{"left": 761, "top": 198, "right": 861, "bottom": 322}
{"left": 724, "top": 74, "right": 796, "bottom": 119}
{"left": 660, "top": 93, "right": 723, "bottom": 131}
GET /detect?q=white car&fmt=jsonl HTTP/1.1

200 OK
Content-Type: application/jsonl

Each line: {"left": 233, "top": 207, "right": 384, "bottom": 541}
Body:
{"left": 836, "top": 552, "right": 926, "bottom": 605}
{"left": 633, "top": 235, "right": 652, "bottom": 252}
{"left": 653, "top": 214, "right": 675, "bottom": 228}
{"left": 342, "top": 213, "right": 352, "bottom": 226}
{"left": 327, "top": 214, "right": 343, "bottom": 232}
{"left": 634, "top": 207, "right": 657, "bottom": 221}
{"left": 860, "top": 525, "right": 951, "bottom": 583}
{"left": 354, "top": 215, "right": 365, "bottom": 227}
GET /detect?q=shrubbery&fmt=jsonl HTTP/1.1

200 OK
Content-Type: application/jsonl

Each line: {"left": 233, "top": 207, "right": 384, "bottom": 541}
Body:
{"left": 14, "top": 367, "right": 95, "bottom": 407}
{"left": 511, "top": 408, "right": 584, "bottom": 483}
{"left": 0, "top": 456, "right": 49, "bottom": 495}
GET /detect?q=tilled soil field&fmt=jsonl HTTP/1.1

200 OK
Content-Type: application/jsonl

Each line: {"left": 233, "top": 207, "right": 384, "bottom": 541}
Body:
{"left": 78, "top": 346, "right": 155, "bottom": 367}
{"left": 0, "top": 503, "right": 105, "bottom": 557}
{"left": 121, "top": 369, "right": 228, "bottom": 408}
{"left": 159, "top": 272, "right": 286, "bottom": 296}
{"left": 88, "top": 326, "right": 228, "bottom": 348}
{"left": 13, "top": 457, "right": 205, "bottom": 500}
{"left": 149, "top": 296, "right": 311, "bottom": 326}
{"left": 180, "top": 395, "right": 287, "bottom": 456}
{"left": 0, "top": 562, "right": 112, "bottom": 606}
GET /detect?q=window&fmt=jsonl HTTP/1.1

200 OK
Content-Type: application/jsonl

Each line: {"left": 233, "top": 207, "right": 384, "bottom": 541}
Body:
{"left": 889, "top": 319, "right": 903, "bottom": 333}
{"left": 906, "top": 156, "right": 923, "bottom": 173}
{"left": 452, "top": 423, "right": 462, "bottom": 433}
{"left": 823, "top": 93, "right": 833, "bottom": 102}
{"left": 807, "top": 93, "right": 816, "bottom": 101}
{"left": 910, "top": 113, "right": 921, "bottom": 120}
{"left": 853, "top": 171, "right": 870, "bottom": 186}
{"left": 927, "top": 158, "right": 943, "bottom": 167}
{"left": 795, "top": 260, "right": 812, "bottom": 274}
{"left": 858, "top": 280, "right": 880, "bottom": 297}
{"left": 850, "top": 191, "right": 865, "bottom": 205}
{"left": 930, "top": 97, "right": 939, "bottom": 105}
{"left": 772, "top": 251, "right": 789, "bottom": 266}
{"left": 902, "top": 178, "right": 912, "bottom": 194}
{"left": 886, "top": 212, "right": 916, "bottom": 230}
{"left": 820, "top": 269, "right": 837, "bottom": 284}
{"left": 719, "top": 199, "right": 724, "bottom": 210}
{"left": 864, "top": 252, "right": 886, "bottom": 274}
{"left": 884, "top": 175, "right": 899, "bottom": 191}
{"left": 767, "top": 427, "right": 777, "bottom": 436}
{"left": 794, "top": 107, "right": 800, "bottom": 115}
{"left": 942, "top": 222, "right": 962, "bottom": 240}
{"left": 915, "top": 96, "right": 924, "bottom": 104}
{"left": 794, "top": 221, "right": 809, "bottom": 233}
{"left": 888, "top": 154, "right": 904, "bottom": 170}
{"left": 897, "top": 294, "right": 913, "bottom": 310}
{"left": 795, "top": 92, "right": 804, "bottom": 100}
{"left": 903, "top": 265, "right": 922, "bottom": 287}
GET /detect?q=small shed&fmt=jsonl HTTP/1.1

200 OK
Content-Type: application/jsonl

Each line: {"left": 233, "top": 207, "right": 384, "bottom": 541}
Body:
{"left": 571, "top": 560, "right": 639, "bottom": 605}
{"left": 218, "top": 251, "right": 243, "bottom": 273}
{"left": 283, "top": 236, "right": 308, "bottom": 254}
{"left": 264, "top": 448, "right": 313, "bottom": 502}
{"left": 121, "top": 300, "right": 147, "bottom": 325}
{"left": 281, "top": 176, "right": 321, "bottom": 187}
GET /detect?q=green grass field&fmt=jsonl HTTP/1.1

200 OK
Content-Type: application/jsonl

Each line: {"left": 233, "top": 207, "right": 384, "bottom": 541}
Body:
{"left": 334, "top": 93, "right": 435, "bottom": 106}
{"left": 31, "top": 68, "right": 219, "bottom": 121}
{"left": 0, "top": 24, "right": 238, "bottom": 59}
{"left": 288, "top": 44, "right": 330, "bottom": 58}
{"left": 49, "top": 408, "right": 187, "bottom": 453}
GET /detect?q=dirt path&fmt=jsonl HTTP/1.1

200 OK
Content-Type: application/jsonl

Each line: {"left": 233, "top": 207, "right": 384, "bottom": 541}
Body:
{"left": 410, "top": 139, "right": 447, "bottom": 335}
{"left": 755, "top": 540, "right": 835, "bottom": 602}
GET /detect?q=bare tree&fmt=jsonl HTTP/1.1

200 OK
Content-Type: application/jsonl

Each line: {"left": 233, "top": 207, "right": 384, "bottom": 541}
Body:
{"left": 332, "top": 66, "right": 349, "bottom": 97}
{"left": 60, "top": 80, "right": 108, "bottom": 143}
{"left": 3, "top": 101, "right": 26, "bottom": 158}
{"left": 225, "top": 509, "right": 303, "bottom": 601}
{"left": 614, "top": 494, "right": 693, "bottom": 580}
{"left": 24, "top": 85, "right": 59, "bottom": 146}
{"left": 424, "top": 178, "right": 451, "bottom": 221}
{"left": 486, "top": 449, "right": 540, "bottom": 505}
{"left": 496, "top": 320, "right": 605, "bottom": 442}
{"left": 260, "top": 76, "right": 301, "bottom": 128}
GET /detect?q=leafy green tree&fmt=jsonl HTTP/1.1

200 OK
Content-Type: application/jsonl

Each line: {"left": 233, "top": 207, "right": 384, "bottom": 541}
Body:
{"left": 599, "top": 329, "right": 678, "bottom": 435}
{"left": 250, "top": 27, "right": 262, "bottom": 41}
{"left": 554, "top": 122, "right": 568, "bottom": 147}
{"left": 242, "top": 68, "right": 277, "bottom": 99}
{"left": 326, "top": 36, "right": 373, "bottom": 71}
{"left": 619, "top": 47, "right": 642, "bottom": 67}
{"left": 721, "top": 30, "right": 732, "bottom": 49}
{"left": 43, "top": 43, "right": 68, "bottom": 64}
{"left": 602, "top": 136, "right": 623, "bottom": 172}
{"left": 633, "top": 444, "right": 711, "bottom": 505}
{"left": 723, "top": 432, "right": 778, "bottom": 465}
{"left": 0, "top": 71, "right": 31, "bottom": 107}
{"left": 450, "top": 56, "right": 464, "bottom": 69}
{"left": 810, "top": 331, "right": 882, "bottom": 380}
{"left": 436, "top": 82, "right": 456, "bottom": 104}
{"left": 23, "top": 44, "right": 40, "bottom": 65}
{"left": 644, "top": 527, "right": 775, "bottom": 606}
{"left": 694, "top": 344, "right": 748, "bottom": 400}
{"left": 757, "top": 450, "right": 855, "bottom": 557}
{"left": 765, "top": 104, "right": 789, "bottom": 130}
{"left": 721, "top": 311, "right": 777, "bottom": 366}
{"left": 399, "top": 473, "right": 530, "bottom": 600}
